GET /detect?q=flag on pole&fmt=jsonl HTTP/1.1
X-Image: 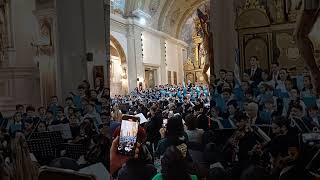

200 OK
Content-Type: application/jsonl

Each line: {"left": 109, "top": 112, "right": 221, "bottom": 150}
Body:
{"left": 234, "top": 48, "right": 241, "bottom": 84}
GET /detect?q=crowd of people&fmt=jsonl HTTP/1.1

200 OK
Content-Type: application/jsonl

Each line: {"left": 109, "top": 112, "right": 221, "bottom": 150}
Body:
{"left": 0, "top": 79, "right": 112, "bottom": 180}
{"left": 0, "top": 60, "right": 320, "bottom": 180}
{"left": 109, "top": 58, "right": 320, "bottom": 180}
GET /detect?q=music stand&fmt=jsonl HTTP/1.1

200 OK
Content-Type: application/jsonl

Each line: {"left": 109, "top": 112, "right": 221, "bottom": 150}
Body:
{"left": 63, "top": 143, "right": 87, "bottom": 160}
{"left": 30, "top": 131, "right": 64, "bottom": 147}
{"left": 27, "top": 138, "right": 55, "bottom": 164}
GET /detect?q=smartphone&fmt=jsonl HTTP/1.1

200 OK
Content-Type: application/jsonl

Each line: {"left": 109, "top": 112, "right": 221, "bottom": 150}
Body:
{"left": 117, "top": 119, "right": 139, "bottom": 156}
{"left": 162, "top": 119, "right": 168, "bottom": 128}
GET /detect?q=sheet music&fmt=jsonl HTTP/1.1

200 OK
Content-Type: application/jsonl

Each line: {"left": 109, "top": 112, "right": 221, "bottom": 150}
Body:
{"left": 79, "top": 163, "right": 110, "bottom": 180}
{"left": 134, "top": 113, "right": 148, "bottom": 124}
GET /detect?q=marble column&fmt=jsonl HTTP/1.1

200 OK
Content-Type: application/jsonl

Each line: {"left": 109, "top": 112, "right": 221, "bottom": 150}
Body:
{"left": 56, "top": 0, "right": 88, "bottom": 100}
{"left": 126, "top": 20, "right": 143, "bottom": 92}
{"left": 211, "top": 0, "right": 238, "bottom": 74}
{"left": 160, "top": 37, "right": 167, "bottom": 84}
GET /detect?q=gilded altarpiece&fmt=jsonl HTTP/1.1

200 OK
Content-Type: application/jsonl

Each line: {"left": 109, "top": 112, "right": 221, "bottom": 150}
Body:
{"left": 236, "top": 0, "right": 320, "bottom": 74}
{"left": 183, "top": 19, "right": 207, "bottom": 84}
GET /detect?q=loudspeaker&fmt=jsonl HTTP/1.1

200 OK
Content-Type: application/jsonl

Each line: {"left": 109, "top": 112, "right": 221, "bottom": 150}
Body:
{"left": 86, "top": 53, "right": 93, "bottom": 62}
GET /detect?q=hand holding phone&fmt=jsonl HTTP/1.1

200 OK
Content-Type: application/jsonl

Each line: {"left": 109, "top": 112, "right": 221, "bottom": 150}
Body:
{"left": 117, "top": 119, "right": 139, "bottom": 156}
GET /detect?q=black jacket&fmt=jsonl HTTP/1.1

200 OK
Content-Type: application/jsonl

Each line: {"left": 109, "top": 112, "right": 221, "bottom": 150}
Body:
{"left": 245, "top": 68, "right": 262, "bottom": 87}
{"left": 146, "top": 112, "right": 163, "bottom": 145}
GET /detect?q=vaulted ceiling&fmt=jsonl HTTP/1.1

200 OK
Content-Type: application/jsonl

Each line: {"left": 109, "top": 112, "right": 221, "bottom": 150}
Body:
{"left": 124, "top": 0, "right": 209, "bottom": 39}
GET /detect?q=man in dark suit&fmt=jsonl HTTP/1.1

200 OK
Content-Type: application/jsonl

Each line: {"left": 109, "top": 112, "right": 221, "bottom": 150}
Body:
{"left": 245, "top": 56, "right": 262, "bottom": 87}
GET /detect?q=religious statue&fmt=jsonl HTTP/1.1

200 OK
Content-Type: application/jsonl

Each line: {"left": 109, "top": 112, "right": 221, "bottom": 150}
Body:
{"left": 197, "top": 7, "right": 211, "bottom": 85}
{"left": 32, "top": 20, "right": 54, "bottom": 57}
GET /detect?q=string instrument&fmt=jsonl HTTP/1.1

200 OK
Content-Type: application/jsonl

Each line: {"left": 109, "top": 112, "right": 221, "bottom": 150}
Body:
{"left": 223, "top": 123, "right": 253, "bottom": 162}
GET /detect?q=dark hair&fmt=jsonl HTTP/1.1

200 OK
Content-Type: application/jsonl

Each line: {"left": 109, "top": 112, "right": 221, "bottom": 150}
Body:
{"left": 166, "top": 115, "right": 184, "bottom": 139}
{"left": 65, "top": 97, "right": 73, "bottom": 102}
{"left": 36, "top": 121, "right": 47, "bottom": 131}
{"left": 272, "top": 116, "right": 289, "bottom": 127}
{"left": 222, "top": 88, "right": 232, "bottom": 95}
{"left": 250, "top": 56, "right": 258, "bottom": 61}
{"left": 272, "top": 62, "right": 279, "bottom": 66}
{"left": 234, "top": 112, "right": 248, "bottom": 122}
{"left": 51, "top": 96, "right": 58, "bottom": 99}
{"left": 240, "top": 165, "right": 269, "bottom": 180}
{"left": 77, "top": 85, "right": 85, "bottom": 90}
{"left": 26, "top": 106, "right": 35, "bottom": 112}
{"left": 220, "top": 69, "right": 227, "bottom": 73}
{"left": 291, "top": 88, "right": 300, "bottom": 95}
{"left": 37, "top": 106, "right": 45, "bottom": 112}
{"left": 90, "top": 89, "right": 97, "bottom": 94}
{"left": 185, "top": 114, "right": 197, "bottom": 130}
{"left": 161, "top": 146, "right": 191, "bottom": 180}
{"left": 227, "top": 100, "right": 238, "bottom": 109}
{"left": 308, "top": 105, "right": 318, "bottom": 111}
{"left": 56, "top": 106, "right": 64, "bottom": 113}
{"left": 291, "top": 103, "right": 303, "bottom": 112}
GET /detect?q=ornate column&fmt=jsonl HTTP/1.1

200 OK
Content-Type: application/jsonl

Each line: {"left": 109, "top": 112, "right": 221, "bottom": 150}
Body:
{"left": 126, "top": 20, "right": 143, "bottom": 92}
{"left": 32, "top": 9, "right": 57, "bottom": 106}
{"left": 211, "top": 0, "right": 238, "bottom": 73}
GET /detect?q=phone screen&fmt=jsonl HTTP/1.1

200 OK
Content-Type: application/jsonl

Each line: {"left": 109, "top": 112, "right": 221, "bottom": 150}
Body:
{"left": 163, "top": 119, "right": 168, "bottom": 128}
{"left": 118, "top": 119, "right": 139, "bottom": 156}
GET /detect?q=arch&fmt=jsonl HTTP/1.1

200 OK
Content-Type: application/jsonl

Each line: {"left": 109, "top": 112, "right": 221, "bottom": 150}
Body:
{"left": 236, "top": 9, "right": 270, "bottom": 29}
{"left": 158, "top": 0, "right": 208, "bottom": 38}
{"left": 110, "top": 35, "right": 126, "bottom": 64}
{"left": 176, "top": 0, "right": 208, "bottom": 39}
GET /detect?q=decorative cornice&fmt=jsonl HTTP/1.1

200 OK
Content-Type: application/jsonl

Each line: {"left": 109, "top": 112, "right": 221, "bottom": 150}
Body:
{"left": 110, "top": 14, "right": 188, "bottom": 48}
{"left": 0, "top": 67, "right": 38, "bottom": 79}
{"left": 32, "top": 8, "right": 56, "bottom": 17}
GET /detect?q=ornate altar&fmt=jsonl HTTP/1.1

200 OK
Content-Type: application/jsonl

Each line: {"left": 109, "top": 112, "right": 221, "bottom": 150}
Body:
{"left": 183, "top": 18, "right": 208, "bottom": 84}
{"left": 0, "top": 0, "right": 10, "bottom": 65}
{"left": 235, "top": 0, "right": 318, "bottom": 75}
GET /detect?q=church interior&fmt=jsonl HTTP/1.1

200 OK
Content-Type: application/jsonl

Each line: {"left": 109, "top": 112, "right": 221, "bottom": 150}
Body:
{"left": 110, "top": 0, "right": 211, "bottom": 96}
{"left": 0, "top": 0, "right": 320, "bottom": 179}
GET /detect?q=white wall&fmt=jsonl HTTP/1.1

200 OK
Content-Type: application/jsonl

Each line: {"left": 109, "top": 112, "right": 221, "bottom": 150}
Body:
{"left": 142, "top": 31, "right": 161, "bottom": 66}
{"left": 165, "top": 40, "right": 183, "bottom": 84}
